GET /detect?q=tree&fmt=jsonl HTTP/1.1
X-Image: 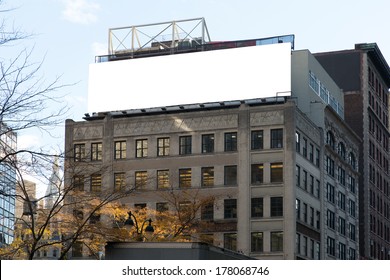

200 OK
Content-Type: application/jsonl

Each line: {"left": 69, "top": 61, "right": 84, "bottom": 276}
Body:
{"left": 0, "top": 2, "right": 133, "bottom": 260}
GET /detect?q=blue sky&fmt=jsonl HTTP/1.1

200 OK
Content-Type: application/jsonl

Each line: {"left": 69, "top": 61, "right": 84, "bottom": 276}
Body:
{"left": 2, "top": 0, "right": 390, "bottom": 179}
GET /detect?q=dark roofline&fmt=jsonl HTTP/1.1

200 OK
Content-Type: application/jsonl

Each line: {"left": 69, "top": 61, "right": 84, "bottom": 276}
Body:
{"left": 83, "top": 96, "right": 288, "bottom": 121}
{"left": 355, "top": 43, "right": 390, "bottom": 86}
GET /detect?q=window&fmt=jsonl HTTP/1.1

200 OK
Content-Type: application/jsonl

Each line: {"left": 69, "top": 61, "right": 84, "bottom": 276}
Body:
{"left": 326, "top": 131, "right": 335, "bottom": 150}
{"left": 224, "top": 233, "right": 237, "bottom": 251}
{"left": 338, "top": 142, "right": 346, "bottom": 160}
{"left": 349, "top": 152, "right": 356, "bottom": 170}
{"left": 157, "top": 137, "right": 170, "bottom": 156}
{"left": 296, "top": 233, "right": 301, "bottom": 254}
{"left": 201, "top": 167, "right": 214, "bottom": 187}
{"left": 338, "top": 166, "right": 346, "bottom": 186}
{"left": 303, "top": 138, "right": 307, "bottom": 157}
{"left": 296, "top": 199, "right": 301, "bottom": 220}
{"left": 348, "top": 176, "right": 356, "bottom": 193}
{"left": 224, "top": 132, "right": 237, "bottom": 152}
{"left": 270, "top": 231, "right": 283, "bottom": 252}
{"left": 251, "top": 232, "right": 263, "bottom": 252}
{"left": 271, "top": 129, "right": 283, "bottom": 149}
{"left": 156, "top": 202, "right": 168, "bottom": 213}
{"left": 135, "top": 171, "right": 147, "bottom": 189}
{"left": 179, "top": 168, "right": 192, "bottom": 188}
{"left": 338, "top": 217, "right": 346, "bottom": 235}
{"left": 91, "top": 143, "right": 102, "bottom": 161}
{"left": 201, "top": 202, "right": 214, "bottom": 220}
{"left": 303, "top": 203, "right": 307, "bottom": 223}
{"left": 157, "top": 170, "right": 169, "bottom": 189}
{"left": 349, "top": 248, "right": 356, "bottom": 260}
{"left": 309, "top": 144, "right": 314, "bottom": 162}
{"left": 136, "top": 139, "right": 148, "bottom": 158}
{"left": 73, "top": 175, "right": 84, "bottom": 191}
{"left": 114, "top": 141, "right": 126, "bottom": 159}
{"left": 270, "top": 197, "right": 283, "bottom": 217}
{"left": 251, "top": 130, "right": 263, "bottom": 150}
{"left": 251, "top": 197, "right": 263, "bottom": 218}
{"left": 303, "top": 236, "right": 308, "bottom": 256}
{"left": 315, "top": 148, "right": 320, "bottom": 167}
{"left": 179, "top": 136, "right": 192, "bottom": 155}
{"left": 114, "top": 172, "right": 126, "bottom": 191}
{"left": 327, "top": 210, "right": 335, "bottom": 230}
{"left": 202, "top": 134, "right": 214, "bottom": 153}
{"left": 303, "top": 170, "right": 308, "bottom": 190}
{"left": 270, "top": 162, "right": 283, "bottom": 183}
{"left": 327, "top": 237, "right": 335, "bottom": 256}
{"left": 326, "top": 156, "right": 335, "bottom": 177}
{"left": 296, "top": 165, "right": 301, "bottom": 187}
{"left": 310, "top": 207, "right": 314, "bottom": 227}
{"left": 224, "top": 199, "right": 237, "bottom": 219}
{"left": 327, "top": 183, "right": 335, "bottom": 203}
{"left": 90, "top": 174, "right": 102, "bottom": 192}
{"left": 74, "top": 144, "right": 85, "bottom": 162}
{"left": 338, "top": 191, "right": 346, "bottom": 211}
{"left": 349, "top": 199, "right": 356, "bottom": 217}
{"left": 251, "top": 164, "right": 263, "bottom": 184}
{"left": 296, "top": 132, "right": 300, "bottom": 152}
{"left": 338, "top": 243, "right": 346, "bottom": 260}
{"left": 224, "top": 165, "right": 237, "bottom": 185}
{"left": 349, "top": 223, "right": 356, "bottom": 241}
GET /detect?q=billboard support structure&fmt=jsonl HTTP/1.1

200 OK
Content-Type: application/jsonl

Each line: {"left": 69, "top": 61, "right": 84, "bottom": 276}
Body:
{"left": 108, "top": 18, "right": 211, "bottom": 55}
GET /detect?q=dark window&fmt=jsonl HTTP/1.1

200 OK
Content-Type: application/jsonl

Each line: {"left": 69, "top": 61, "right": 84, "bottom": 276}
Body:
{"left": 91, "top": 143, "right": 102, "bottom": 161}
{"left": 251, "top": 164, "right": 263, "bottom": 184}
{"left": 157, "top": 137, "right": 170, "bottom": 156}
{"left": 201, "top": 202, "right": 214, "bottom": 220}
{"left": 251, "top": 130, "right": 263, "bottom": 150}
{"left": 251, "top": 197, "right": 263, "bottom": 218}
{"left": 224, "top": 132, "right": 237, "bottom": 152}
{"left": 296, "top": 132, "right": 300, "bottom": 152}
{"left": 114, "top": 141, "right": 126, "bottom": 159}
{"left": 179, "top": 168, "right": 192, "bottom": 188}
{"left": 73, "top": 175, "right": 84, "bottom": 191}
{"left": 338, "top": 142, "right": 346, "bottom": 160}
{"left": 303, "top": 138, "right": 307, "bottom": 157}
{"left": 251, "top": 232, "right": 264, "bottom": 252}
{"left": 179, "top": 136, "right": 192, "bottom": 155}
{"left": 136, "top": 139, "right": 148, "bottom": 158}
{"left": 270, "top": 231, "right": 283, "bottom": 252}
{"left": 201, "top": 167, "right": 214, "bottom": 187}
{"left": 271, "top": 129, "right": 283, "bottom": 149}
{"left": 224, "top": 233, "right": 237, "bottom": 251}
{"left": 224, "top": 165, "right": 237, "bottom": 185}
{"left": 327, "top": 237, "right": 335, "bottom": 256}
{"left": 326, "top": 131, "right": 335, "bottom": 150}
{"left": 74, "top": 144, "right": 85, "bottom": 162}
{"left": 270, "top": 197, "right": 283, "bottom": 217}
{"left": 156, "top": 202, "right": 168, "bottom": 212}
{"left": 224, "top": 199, "right": 237, "bottom": 219}
{"left": 202, "top": 134, "right": 214, "bottom": 153}
{"left": 90, "top": 174, "right": 101, "bottom": 192}
{"left": 327, "top": 210, "right": 335, "bottom": 230}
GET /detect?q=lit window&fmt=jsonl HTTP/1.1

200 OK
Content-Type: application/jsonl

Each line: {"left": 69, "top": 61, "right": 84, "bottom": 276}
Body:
{"left": 136, "top": 139, "right": 148, "bottom": 158}
{"left": 157, "top": 137, "right": 170, "bottom": 156}
{"left": 135, "top": 171, "right": 147, "bottom": 189}
{"left": 251, "top": 130, "right": 263, "bottom": 150}
{"left": 114, "top": 172, "right": 126, "bottom": 191}
{"left": 270, "top": 162, "right": 283, "bottom": 183}
{"left": 114, "top": 141, "right": 126, "bottom": 159}
{"left": 90, "top": 174, "right": 101, "bottom": 192}
{"left": 157, "top": 170, "right": 169, "bottom": 189}
{"left": 91, "top": 143, "right": 102, "bottom": 161}
{"left": 179, "top": 168, "right": 192, "bottom": 188}
{"left": 201, "top": 167, "right": 214, "bottom": 187}
{"left": 251, "top": 164, "right": 263, "bottom": 184}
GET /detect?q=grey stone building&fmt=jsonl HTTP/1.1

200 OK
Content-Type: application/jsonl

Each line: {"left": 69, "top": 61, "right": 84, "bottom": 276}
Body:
{"left": 314, "top": 44, "right": 390, "bottom": 259}
{"left": 64, "top": 32, "right": 361, "bottom": 259}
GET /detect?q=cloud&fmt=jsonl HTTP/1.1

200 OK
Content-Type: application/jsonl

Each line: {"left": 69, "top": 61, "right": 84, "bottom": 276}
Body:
{"left": 61, "top": 0, "right": 100, "bottom": 25}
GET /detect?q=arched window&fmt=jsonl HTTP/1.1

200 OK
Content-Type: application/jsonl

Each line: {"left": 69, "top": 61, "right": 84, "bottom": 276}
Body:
{"left": 349, "top": 152, "right": 356, "bottom": 170}
{"left": 338, "top": 142, "right": 346, "bottom": 160}
{"left": 326, "top": 131, "right": 335, "bottom": 150}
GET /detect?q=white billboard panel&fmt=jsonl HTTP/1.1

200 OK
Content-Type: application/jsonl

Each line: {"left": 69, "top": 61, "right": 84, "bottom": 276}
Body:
{"left": 88, "top": 43, "right": 291, "bottom": 113}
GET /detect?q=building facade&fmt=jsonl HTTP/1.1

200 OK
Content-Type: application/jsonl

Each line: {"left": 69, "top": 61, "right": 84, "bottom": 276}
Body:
{"left": 64, "top": 29, "right": 362, "bottom": 259}
{"left": 315, "top": 44, "right": 390, "bottom": 259}
{"left": 0, "top": 123, "right": 17, "bottom": 247}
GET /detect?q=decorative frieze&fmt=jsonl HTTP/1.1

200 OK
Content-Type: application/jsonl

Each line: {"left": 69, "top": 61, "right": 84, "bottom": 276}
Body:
{"left": 250, "top": 111, "right": 284, "bottom": 126}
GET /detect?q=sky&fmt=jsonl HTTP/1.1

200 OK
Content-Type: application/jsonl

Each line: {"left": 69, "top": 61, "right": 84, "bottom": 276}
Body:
{"left": 2, "top": 0, "right": 390, "bottom": 192}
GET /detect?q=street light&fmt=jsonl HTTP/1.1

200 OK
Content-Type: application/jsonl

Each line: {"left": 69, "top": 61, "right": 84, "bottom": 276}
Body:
{"left": 124, "top": 211, "right": 154, "bottom": 241}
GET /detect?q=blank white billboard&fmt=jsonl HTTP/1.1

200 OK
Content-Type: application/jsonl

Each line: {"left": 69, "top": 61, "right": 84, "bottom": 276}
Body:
{"left": 88, "top": 43, "right": 291, "bottom": 113}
